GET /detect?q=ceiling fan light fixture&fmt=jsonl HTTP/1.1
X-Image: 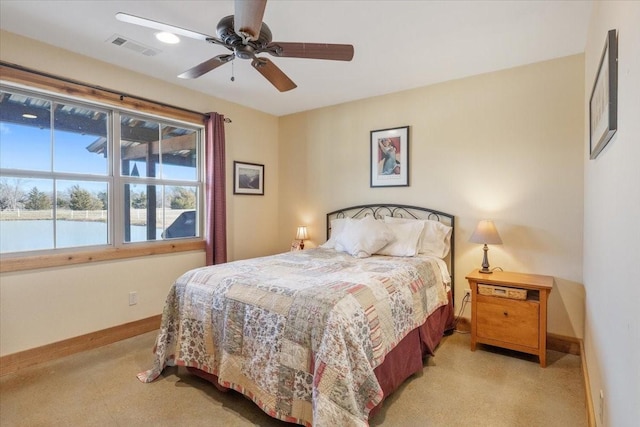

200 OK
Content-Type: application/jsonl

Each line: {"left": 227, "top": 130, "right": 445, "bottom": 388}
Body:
{"left": 155, "top": 31, "right": 180, "bottom": 44}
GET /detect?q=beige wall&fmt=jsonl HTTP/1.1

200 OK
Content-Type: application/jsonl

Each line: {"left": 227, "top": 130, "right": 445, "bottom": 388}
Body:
{"left": 583, "top": 2, "right": 640, "bottom": 426}
{"left": 279, "top": 54, "right": 586, "bottom": 338}
{"left": 0, "top": 31, "right": 280, "bottom": 356}
{"left": 1, "top": 253, "right": 205, "bottom": 355}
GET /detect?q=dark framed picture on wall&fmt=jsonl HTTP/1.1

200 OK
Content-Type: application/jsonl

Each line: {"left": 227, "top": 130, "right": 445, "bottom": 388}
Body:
{"left": 370, "top": 126, "right": 409, "bottom": 187}
{"left": 233, "top": 161, "right": 264, "bottom": 195}
{"left": 589, "top": 29, "right": 618, "bottom": 160}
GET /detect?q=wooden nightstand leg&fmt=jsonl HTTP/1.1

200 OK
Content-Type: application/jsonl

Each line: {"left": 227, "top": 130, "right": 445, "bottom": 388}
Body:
{"left": 539, "top": 289, "right": 549, "bottom": 368}
{"left": 469, "top": 280, "right": 478, "bottom": 352}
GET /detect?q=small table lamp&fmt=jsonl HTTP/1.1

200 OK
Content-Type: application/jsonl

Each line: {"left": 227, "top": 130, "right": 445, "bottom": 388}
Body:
{"left": 469, "top": 220, "right": 502, "bottom": 274}
{"left": 296, "top": 226, "right": 308, "bottom": 250}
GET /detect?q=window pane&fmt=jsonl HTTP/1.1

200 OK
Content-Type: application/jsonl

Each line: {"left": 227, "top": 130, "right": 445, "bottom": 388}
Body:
{"left": 56, "top": 180, "right": 109, "bottom": 248}
{"left": 123, "top": 184, "right": 198, "bottom": 242}
{"left": 1, "top": 86, "right": 203, "bottom": 255}
{"left": 121, "top": 115, "right": 159, "bottom": 178}
{"left": 0, "top": 177, "right": 54, "bottom": 253}
{"left": 161, "top": 125, "right": 198, "bottom": 181}
{"left": 0, "top": 91, "right": 52, "bottom": 171}
{"left": 163, "top": 186, "right": 198, "bottom": 239}
{"left": 124, "top": 183, "right": 164, "bottom": 242}
{"left": 54, "top": 103, "right": 108, "bottom": 175}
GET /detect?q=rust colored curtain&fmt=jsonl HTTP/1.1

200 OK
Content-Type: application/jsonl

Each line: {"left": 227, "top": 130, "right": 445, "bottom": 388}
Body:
{"left": 204, "top": 113, "right": 227, "bottom": 265}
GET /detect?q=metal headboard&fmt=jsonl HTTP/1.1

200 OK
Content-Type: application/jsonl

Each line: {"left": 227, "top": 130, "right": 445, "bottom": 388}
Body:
{"left": 326, "top": 203, "right": 455, "bottom": 301}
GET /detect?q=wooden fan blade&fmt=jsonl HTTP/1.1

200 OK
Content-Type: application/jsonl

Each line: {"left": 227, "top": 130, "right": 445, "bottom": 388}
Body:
{"left": 116, "top": 12, "right": 214, "bottom": 41}
{"left": 234, "top": 0, "right": 267, "bottom": 42}
{"left": 267, "top": 42, "right": 354, "bottom": 61}
{"left": 251, "top": 58, "right": 297, "bottom": 92}
{"left": 178, "top": 54, "right": 235, "bottom": 79}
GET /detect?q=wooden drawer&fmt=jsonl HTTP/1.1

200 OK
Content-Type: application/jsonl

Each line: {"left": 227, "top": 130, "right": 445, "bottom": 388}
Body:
{"left": 476, "top": 295, "right": 539, "bottom": 349}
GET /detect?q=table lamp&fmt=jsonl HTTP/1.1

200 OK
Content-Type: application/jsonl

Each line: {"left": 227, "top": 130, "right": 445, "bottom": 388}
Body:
{"left": 469, "top": 220, "right": 502, "bottom": 274}
{"left": 296, "top": 226, "right": 308, "bottom": 250}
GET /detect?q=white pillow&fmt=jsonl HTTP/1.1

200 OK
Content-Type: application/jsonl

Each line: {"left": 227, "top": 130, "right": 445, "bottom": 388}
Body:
{"left": 376, "top": 220, "right": 424, "bottom": 257}
{"left": 384, "top": 216, "right": 452, "bottom": 258}
{"left": 422, "top": 219, "right": 453, "bottom": 258}
{"left": 320, "top": 218, "right": 348, "bottom": 249}
{"left": 335, "top": 216, "right": 394, "bottom": 258}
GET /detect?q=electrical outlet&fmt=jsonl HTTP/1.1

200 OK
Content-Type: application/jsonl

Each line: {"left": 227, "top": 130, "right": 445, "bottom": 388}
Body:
{"left": 464, "top": 288, "right": 472, "bottom": 298}
{"left": 599, "top": 389, "right": 604, "bottom": 425}
{"left": 129, "top": 291, "right": 138, "bottom": 306}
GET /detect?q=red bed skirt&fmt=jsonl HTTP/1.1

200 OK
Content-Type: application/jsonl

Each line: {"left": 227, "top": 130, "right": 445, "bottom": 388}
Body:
{"left": 369, "top": 292, "right": 454, "bottom": 418}
{"left": 187, "top": 293, "right": 454, "bottom": 423}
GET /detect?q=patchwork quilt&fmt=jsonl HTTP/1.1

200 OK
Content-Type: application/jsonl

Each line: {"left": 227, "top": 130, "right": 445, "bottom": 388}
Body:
{"left": 138, "top": 248, "right": 449, "bottom": 426}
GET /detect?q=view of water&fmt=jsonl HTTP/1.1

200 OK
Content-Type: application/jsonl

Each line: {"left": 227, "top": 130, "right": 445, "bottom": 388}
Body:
{"left": 0, "top": 220, "right": 162, "bottom": 253}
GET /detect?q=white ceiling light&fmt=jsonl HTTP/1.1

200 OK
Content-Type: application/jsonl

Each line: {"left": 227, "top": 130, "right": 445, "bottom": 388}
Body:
{"left": 22, "top": 113, "right": 37, "bottom": 119}
{"left": 155, "top": 32, "right": 179, "bottom": 44}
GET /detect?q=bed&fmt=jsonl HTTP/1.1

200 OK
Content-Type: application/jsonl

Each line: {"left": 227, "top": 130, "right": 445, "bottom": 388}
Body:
{"left": 138, "top": 204, "right": 455, "bottom": 426}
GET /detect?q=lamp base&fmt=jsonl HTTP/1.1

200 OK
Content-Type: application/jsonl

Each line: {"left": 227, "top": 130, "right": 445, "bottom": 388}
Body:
{"left": 479, "top": 244, "right": 492, "bottom": 273}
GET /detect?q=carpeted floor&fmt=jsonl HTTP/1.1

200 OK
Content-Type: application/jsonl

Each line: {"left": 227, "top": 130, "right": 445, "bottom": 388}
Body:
{"left": 0, "top": 330, "right": 586, "bottom": 426}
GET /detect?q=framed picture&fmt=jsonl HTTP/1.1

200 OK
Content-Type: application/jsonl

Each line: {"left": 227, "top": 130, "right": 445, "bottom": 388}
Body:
{"left": 589, "top": 29, "right": 618, "bottom": 160}
{"left": 233, "top": 161, "right": 264, "bottom": 195}
{"left": 370, "top": 126, "right": 409, "bottom": 187}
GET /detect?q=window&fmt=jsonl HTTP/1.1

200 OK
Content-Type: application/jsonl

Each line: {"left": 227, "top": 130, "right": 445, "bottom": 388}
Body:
{"left": 0, "top": 87, "right": 203, "bottom": 255}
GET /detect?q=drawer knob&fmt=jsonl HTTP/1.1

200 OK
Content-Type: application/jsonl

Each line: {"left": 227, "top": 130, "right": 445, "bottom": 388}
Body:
{"left": 503, "top": 311, "right": 509, "bottom": 316}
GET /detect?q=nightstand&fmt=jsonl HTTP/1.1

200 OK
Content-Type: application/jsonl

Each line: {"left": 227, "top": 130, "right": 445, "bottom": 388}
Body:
{"left": 466, "top": 269, "right": 554, "bottom": 367}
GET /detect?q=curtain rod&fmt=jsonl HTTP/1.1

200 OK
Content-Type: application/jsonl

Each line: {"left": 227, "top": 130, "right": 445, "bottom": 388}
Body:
{"left": 0, "top": 61, "right": 232, "bottom": 123}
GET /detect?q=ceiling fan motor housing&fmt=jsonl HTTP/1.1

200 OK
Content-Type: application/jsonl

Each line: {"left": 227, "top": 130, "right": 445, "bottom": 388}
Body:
{"left": 216, "top": 15, "right": 272, "bottom": 51}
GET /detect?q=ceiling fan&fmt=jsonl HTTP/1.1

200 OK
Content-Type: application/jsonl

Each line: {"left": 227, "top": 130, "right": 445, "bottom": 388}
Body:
{"left": 116, "top": 0, "right": 354, "bottom": 92}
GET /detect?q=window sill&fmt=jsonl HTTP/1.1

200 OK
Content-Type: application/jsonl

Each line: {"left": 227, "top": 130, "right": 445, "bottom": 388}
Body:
{"left": 0, "top": 240, "right": 206, "bottom": 273}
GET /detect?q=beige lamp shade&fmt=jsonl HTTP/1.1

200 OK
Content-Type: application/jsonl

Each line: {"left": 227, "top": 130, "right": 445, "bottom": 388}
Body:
{"left": 469, "top": 220, "right": 503, "bottom": 245}
{"left": 295, "top": 226, "right": 308, "bottom": 240}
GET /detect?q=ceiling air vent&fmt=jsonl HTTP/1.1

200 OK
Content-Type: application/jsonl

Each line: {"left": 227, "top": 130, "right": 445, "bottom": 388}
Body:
{"left": 112, "top": 37, "right": 127, "bottom": 46}
{"left": 106, "top": 34, "right": 160, "bottom": 57}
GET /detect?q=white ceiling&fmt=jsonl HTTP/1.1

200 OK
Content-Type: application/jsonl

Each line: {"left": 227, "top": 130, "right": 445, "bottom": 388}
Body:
{"left": 0, "top": 0, "right": 592, "bottom": 117}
